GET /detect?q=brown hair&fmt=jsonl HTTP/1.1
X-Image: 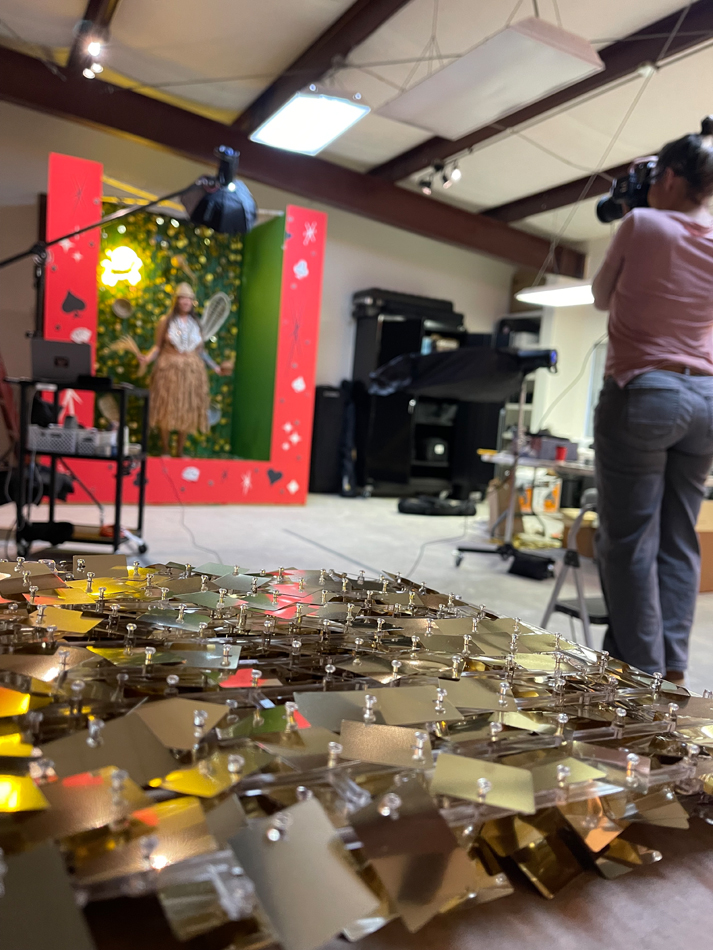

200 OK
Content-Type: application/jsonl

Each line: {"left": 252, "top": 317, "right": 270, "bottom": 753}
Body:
{"left": 657, "top": 116, "right": 713, "bottom": 203}
{"left": 168, "top": 299, "right": 198, "bottom": 321}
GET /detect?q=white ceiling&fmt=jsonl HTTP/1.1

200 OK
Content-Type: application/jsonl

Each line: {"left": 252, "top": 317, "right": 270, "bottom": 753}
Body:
{"left": 448, "top": 41, "right": 713, "bottom": 242}
{"left": 109, "top": 0, "right": 357, "bottom": 113}
{"left": 518, "top": 195, "right": 611, "bottom": 246}
{"left": 0, "top": 0, "right": 84, "bottom": 48}
{"left": 0, "top": 0, "right": 708, "bottom": 246}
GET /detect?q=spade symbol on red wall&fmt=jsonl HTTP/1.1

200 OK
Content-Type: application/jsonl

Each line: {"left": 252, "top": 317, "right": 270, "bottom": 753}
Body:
{"left": 61, "top": 290, "right": 86, "bottom": 316}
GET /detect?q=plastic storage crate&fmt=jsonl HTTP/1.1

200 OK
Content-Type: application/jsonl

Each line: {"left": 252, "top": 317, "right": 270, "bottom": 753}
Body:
{"left": 27, "top": 425, "right": 77, "bottom": 455}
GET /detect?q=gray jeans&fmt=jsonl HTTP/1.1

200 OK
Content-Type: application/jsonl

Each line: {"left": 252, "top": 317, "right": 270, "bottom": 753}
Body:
{"left": 594, "top": 371, "right": 713, "bottom": 673}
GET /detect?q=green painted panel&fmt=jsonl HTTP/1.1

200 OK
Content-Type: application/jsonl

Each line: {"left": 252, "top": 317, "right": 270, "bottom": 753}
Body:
{"left": 231, "top": 215, "right": 284, "bottom": 460}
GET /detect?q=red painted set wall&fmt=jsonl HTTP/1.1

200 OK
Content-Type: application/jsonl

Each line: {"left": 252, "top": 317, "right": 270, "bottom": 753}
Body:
{"left": 44, "top": 154, "right": 326, "bottom": 506}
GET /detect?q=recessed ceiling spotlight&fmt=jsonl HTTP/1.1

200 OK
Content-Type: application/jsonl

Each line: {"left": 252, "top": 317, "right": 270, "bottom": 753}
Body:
{"left": 82, "top": 67, "right": 95, "bottom": 79}
{"left": 91, "top": 61, "right": 103, "bottom": 73}
{"left": 87, "top": 40, "right": 102, "bottom": 57}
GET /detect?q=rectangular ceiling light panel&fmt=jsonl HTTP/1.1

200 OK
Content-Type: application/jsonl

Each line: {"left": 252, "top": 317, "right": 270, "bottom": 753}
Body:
{"left": 250, "top": 89, "right": 370, "bottom": 155}
{"left": 516, "top": 281, "right": 594, "bottom": 308}
{"left": 378, "top": 17, "right": 603, "bottom": 140}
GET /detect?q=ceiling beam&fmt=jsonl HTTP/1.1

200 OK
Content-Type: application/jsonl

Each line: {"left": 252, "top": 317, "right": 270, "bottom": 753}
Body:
{"left": 483, "top": 162, "right": 630, "bottom": 223}
{"left": 66, "top": 0, "right": 122, "bottom": 74}
{"left": 370, "top": 0, "right": 713, "bottom": 183}
{"left": 0, "top": 47, "right": 585, "bottom": 277}
{"left": 235, "top": 0, "right": 413, "bottom": 135}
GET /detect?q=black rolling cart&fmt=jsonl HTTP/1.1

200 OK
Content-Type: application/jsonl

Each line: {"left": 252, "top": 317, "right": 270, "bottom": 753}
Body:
{"left": 7, "top": 377, "right": 149, "bottom": 557}
{"left": 369, "top": 346, "right": 558, "bottom": 562}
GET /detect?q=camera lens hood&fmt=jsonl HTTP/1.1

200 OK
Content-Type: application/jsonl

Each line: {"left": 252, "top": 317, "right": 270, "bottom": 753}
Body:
{"left": 596, "top": 196, "right": 625, "bottom": 224}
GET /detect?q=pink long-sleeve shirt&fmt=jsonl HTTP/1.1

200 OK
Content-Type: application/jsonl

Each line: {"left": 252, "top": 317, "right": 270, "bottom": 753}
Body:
{"left": 594, "top": 207, "right": 713, "bottom": 386}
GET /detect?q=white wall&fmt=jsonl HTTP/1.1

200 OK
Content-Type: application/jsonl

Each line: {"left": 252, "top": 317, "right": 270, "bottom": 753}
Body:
{"left": 530, "top": 237, "right": 611, "bottom": 442}
{"left": 531, "top": 304, "right": 608, "bottom": 442}
{"left": 0, "top": 100, "right": 513, "bottom": 389}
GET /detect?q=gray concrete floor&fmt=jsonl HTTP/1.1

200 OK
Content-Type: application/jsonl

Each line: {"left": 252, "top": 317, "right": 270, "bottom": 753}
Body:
{"left": 3, "top": 494, "right": 713, "bottom": 693}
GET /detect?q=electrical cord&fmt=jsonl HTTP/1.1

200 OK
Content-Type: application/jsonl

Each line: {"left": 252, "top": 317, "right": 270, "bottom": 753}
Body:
{"left": 24, "top": 449, "right": 41, "bottom": 529}
{"left": 111, "top": 26, "right": 713, "bottom": 97}
{"left": 505, "top": 0, "right": 525, "bottom": 26}
{"left": 531, "top": 4, "right": 691, "bottom": 283}
{"left": 404, "top": 514, "right": 473, "bottom": 580}
{"left": 6, "top": 449, "right": 43, "bottom": 560}
{"left": 2, "top": 461, "right": 11, "bottom": 507}
{"left": 538, "top": 333, "right": 608, "bottom": 429}
{"left": 3, "top": 476, "right": 14, "bottom": 561}
{"left": 58, "top": 459, "right": 105, "bottom": 526}
{"left": 403, "top": 478, "right": 510, "bottom": 578}
{"left": 2, "top": 440, "right": 15, "bottom": 559}
{"left": 4, "top": 521, "right": 15, "bottom": 560}
{"left": 0, "top": 18, "right": 64, "bottom": 79}
{"left": 535, "top": 73, "right": 656, "bottom": 284}
{"left": 160, "top": 459, "right": 223, "bottom": 563}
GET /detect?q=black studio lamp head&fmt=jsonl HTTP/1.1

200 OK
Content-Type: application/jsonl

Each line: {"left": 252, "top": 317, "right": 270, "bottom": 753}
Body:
{"left": 180, "top": 146, "right": 257, "bottom": 235}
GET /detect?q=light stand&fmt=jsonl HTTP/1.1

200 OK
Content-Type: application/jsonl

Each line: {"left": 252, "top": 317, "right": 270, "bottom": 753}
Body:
{"left": 367, "top": 344, "right": 558, "bottom": 563}
{"left": 456, "top": 374, "right": 529, "bottom": 561}
{"left": 0, "top": 186, "right": 190, "bottom": 335}
{"left": 454, "top": 348, "right": 559, "bottom": 567}
{"left": 0, "top": 146, "right": 257, "bottom": 556}
{"left": 0, "top": 144, "right": 257, "bottom": 334}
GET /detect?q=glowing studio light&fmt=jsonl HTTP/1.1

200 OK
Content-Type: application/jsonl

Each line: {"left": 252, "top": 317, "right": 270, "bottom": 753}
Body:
{"left": 101, "top": 246, "right": 143, "bottom": 287}
{"left": 82, "top": 67, "right": 95, "bottom": 79}
{"left": 250, "top": 86, "right": 370, "bottom": 155}
{"left": 87, "top": 40, "right": 102, "bottom": 57}
{"left": 515, "top": 281, "right": 594, "bottom": 308}
{"left": 91, "top": 61, "right": 103, "bottom": 73}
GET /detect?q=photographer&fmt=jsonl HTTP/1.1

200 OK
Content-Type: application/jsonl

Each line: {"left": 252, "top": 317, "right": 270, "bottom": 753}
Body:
{"left": 592, "top": 119, "right": 713, "bottom": 683}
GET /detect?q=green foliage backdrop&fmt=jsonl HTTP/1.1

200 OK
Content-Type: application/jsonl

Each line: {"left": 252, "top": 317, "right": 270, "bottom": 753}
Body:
{"left": 96, "top": 206, "right": 242, "bottom": 457}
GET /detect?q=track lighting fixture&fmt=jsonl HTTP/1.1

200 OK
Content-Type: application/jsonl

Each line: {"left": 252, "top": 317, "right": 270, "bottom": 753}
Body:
{"left": 419, "top": 159, "right": 463, "bottom": 195}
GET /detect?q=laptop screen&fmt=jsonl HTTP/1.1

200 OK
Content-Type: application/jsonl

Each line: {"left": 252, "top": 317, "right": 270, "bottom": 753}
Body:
{"left": 31, "top": 340, "right": 92, "bottom": 383}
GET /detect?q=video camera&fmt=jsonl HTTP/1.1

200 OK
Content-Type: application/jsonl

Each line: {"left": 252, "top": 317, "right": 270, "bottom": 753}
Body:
{"left": 596, "top": 116, "right": 713, "bottom": 223}
{"left": 596, "top": 160, "right": 656, "bottom": 224}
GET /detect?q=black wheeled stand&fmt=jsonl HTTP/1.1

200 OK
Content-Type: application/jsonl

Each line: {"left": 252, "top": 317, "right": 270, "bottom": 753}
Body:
{"left": 7, "top": 377, "right": 149, "bottom": 557}
{"left": 368, "top": 345, "right": 559, "bottom": 567}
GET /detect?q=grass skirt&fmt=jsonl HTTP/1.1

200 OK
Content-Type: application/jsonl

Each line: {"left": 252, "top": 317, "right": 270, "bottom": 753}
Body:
{"left": 149, "top": 350, "right": 209, "bottom": 433}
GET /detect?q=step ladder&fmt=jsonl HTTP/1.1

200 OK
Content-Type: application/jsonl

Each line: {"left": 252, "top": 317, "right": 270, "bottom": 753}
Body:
{"left": 541, "top": 488, "right": 607, "bottom": 648}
